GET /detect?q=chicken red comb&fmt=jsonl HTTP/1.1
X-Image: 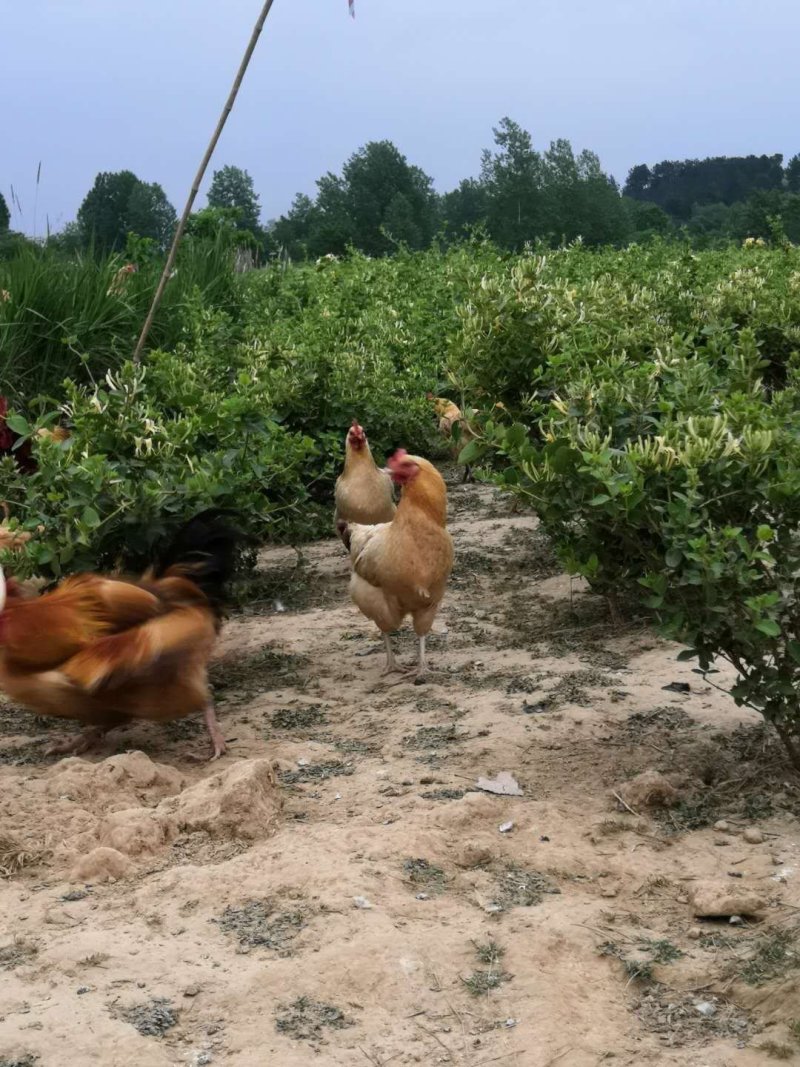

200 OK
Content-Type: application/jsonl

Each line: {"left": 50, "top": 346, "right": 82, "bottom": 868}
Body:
{"left": 387, "top": 448, "right": 409, "bottom": 470}
{"left": 350, "top": 419, "right": 364, "bottom": 434}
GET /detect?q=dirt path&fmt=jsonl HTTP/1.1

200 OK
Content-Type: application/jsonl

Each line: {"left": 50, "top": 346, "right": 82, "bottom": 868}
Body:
{"left": 2, "top": 480, "right": 799, "bottom": 1067}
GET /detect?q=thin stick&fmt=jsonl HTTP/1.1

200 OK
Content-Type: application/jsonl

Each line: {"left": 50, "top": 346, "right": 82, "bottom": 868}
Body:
{"left": 132, "top": 0, "right": 277, "bottom": 364}
{"left": 612, "top": 790, "right": 640, "bottom": 817}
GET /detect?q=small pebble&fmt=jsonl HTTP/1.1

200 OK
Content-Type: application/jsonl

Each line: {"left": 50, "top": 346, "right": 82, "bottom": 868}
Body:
{"left": 772, "top": 855, "right": 783, "bottom": 866}
{"left": 498, "top": 821, "right": 514, "bottom": 834}
{"left": 415, "top": 893, "right": 429, "bottom": 901}
{"left": 540, "top": 835, "right": 550, "bottom": 842}
{"left": 353, "top": 896, "right": 373, "bottom": 910}
{"left": 729, "top": 914, "right": 744, "bottom": 925}
{"left": 601, "top": 887, "right": 618, "bottom": 899}
{"left": 713, "top": 820, "right": 730, "bottom": 832}
{"left": 688, "top": 928, "right": 702, "bottom": 941}
{"left": 728, "top": 871, "right": 743, "bottom": 878}
{"left": 77, "top": 986, "right": 90, "bottom": 995}
{"left": 694, "top": 1000, "right": 716, "bottom": 1017}
{"left": 184, "top": 986, "right": 201, "bottom": 998}
{"left": 743, "top": 828, "right": 764, "bottom": 845}
{"left": 713, "top": 839, "right": 730, "bottom": 847}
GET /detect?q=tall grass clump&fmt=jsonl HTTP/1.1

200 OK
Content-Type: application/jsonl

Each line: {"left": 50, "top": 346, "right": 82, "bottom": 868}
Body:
{"left": 0, "top": 231, "right": 241, "bottom": 401}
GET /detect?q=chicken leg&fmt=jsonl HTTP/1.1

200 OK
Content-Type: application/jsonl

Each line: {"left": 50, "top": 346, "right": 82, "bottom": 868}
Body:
{"left": 204, "top": 702, "right": 227, "bottom": 760}
{"left": 45, "top": 725, "right": 108, "bottom": 757}
{"left": 415, "top": 635, "right": 429, "bottom": 682}
{"left": 381, "top": 633, "right": 412, "bottom": 676}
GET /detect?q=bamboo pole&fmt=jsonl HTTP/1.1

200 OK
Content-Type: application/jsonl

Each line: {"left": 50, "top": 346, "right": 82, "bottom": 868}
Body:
{"left": 132, "top": 0, "right": 277, "bottom": 364}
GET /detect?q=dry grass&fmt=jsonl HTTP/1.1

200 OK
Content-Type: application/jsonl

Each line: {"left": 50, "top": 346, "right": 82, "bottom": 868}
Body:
{"left": 0, "top": 833, "right": 49, "bottom": 877}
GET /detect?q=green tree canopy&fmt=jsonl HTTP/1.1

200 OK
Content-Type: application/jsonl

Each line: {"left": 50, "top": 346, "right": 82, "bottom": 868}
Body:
{"left": 207, "top": 165, "right": 262, "bottom": 235}
{"left": 77, "top": 171, "right": 177, "bottom": 252}
{"left": 0, "top": 191, "right": 9, "bottom": 232}
{"left": 274, "top": 140, "right": 438, "bottom": 257}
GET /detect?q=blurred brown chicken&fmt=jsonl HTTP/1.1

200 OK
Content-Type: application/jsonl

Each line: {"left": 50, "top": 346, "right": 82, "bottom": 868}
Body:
{"left": 427, "top": 394, "right": 477, "bottom": 483}
{"left": 0, "top": 510, "right": 245, "bottom": 759}
{"left": 334, "top": 420, "right": 395, "bottom": 533}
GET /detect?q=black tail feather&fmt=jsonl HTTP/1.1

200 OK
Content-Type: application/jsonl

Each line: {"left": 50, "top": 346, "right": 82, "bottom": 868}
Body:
{"left": 154, "top": 509, "right": 253, "bottom": 615}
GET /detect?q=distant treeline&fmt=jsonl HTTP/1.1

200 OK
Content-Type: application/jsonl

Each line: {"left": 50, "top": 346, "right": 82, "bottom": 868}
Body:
{"left": 3, "top": 119, "right": 800, "bottom": 260}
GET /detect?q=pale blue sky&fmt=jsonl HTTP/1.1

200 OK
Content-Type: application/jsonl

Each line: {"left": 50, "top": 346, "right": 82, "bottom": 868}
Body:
{"left": 4, "top": 0, "right": 799, "bottom": 234}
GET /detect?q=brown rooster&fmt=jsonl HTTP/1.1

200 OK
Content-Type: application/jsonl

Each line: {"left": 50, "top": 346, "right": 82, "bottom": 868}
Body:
{"left": 0, "top": 510, "right": 244, "bottom": 759}
{"left": 337, "top": 450, "right": 453, "bottom": 680}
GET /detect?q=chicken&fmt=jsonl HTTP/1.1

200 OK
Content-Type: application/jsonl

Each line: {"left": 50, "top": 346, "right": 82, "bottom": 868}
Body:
{"left": 0, "top": 503, "right": 34, "bottom": 552}
{"left": 334, "top": 419, "right": 395, "bottom": 531}
{"left": 0, "top": 509, "right": 245, "bottom": 760}
{"left": 427, "top": 394, "right": 477, "bottom": 483}
{"left": 0, "top": 396, "right": 70, "bottom": 474}
{"left": 337, "top": 450, "right": 453, "bottom": 680}
{"left": 107, "top": 262, "right": 138, "bottom": 296}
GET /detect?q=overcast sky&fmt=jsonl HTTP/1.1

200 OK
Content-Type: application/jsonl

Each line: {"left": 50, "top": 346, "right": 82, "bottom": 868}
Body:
{"left": 4, "top": 0, "right": 800, "bottom": 235}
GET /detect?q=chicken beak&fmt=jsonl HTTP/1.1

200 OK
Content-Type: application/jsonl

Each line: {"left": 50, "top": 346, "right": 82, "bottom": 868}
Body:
{"left": 0, "top": 566, "right": 6, "bottom": 612}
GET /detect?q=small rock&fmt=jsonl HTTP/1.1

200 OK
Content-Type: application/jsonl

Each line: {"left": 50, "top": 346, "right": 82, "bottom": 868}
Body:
{"left": 77, "top": 986, "right": 90, "bottom": 995}
{"left": 540, "top": 835, "right": 550, "bottom": 842}
{"left": 353, "top": 896, "right": 373, "bottom": 910}
{"left": 743, "top": 828, "right": 764, "bottom": 845}
{"left": 184, "top": 986, "right": 201, "bottom": 998}
{"left": 772, "top": 855, "right": 783, "bottom": 866}
{"left": 415, "top": 893, "right": 429, "bottom": 901}
{"left": 601, "top": 887, "right": 618, "bottom": 899}
{"left": 688, "top": 928, "right": 702, "bottom": 941}
{"left": 694, "top": 1000, "right": 717, "bottom": 1017}
{"left": 663, "top": 681, "right": 691, "bottom": 694}
{"left": 713, "top": 839, "right": 730, "bottom": 847}
{"left": 728, "top": 871, "right": 743, "bottom": 879}
{"left": 729, "top": 915, "right": 744, "bottom": 926}
{"left": 713, "top": 820, "right": 730, "bottom": 832}
{"left": 690, "top": 880, "right": 766, "bottom": 920}
{"left": 498, "top": 821, "right": 514, "bottom": 834}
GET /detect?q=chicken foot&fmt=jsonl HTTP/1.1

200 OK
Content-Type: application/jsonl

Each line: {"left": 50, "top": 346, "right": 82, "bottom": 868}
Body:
{"left": 203, "top": 701, "right": 227, "bottom": 760}
{"left": 380, "top": 633, "right": 413, "bottom": 676}
{"left": 380, "top": 634, "right": 433, "bottom": 685}
{"left": 45, "top": 726, "right": 108, "bottom": 757}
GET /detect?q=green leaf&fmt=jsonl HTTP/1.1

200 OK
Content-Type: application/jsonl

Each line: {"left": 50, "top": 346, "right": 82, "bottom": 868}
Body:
{"left": 589, "top": 494, "right": 611, "bottom": 506}
{"left": 665, "top": 547, "right": 682, "bottom": 568}
{"left": 458, "top": 439, "right": 484, "bottom": 465}
{"left": 81, "top": 506, "right": 101, "bottom": 529}
{"left": 503, "top": 422, "right": 528, "bottom": 449}
{"left": 788, "top": 640, "right": 800, "bottom": 665}
{"left": 756, "top": 524, "right": 773, "bottom": 541}
{"left": 755, "top": 619, "right": 781, "bottom": 637}
{"left": 5, "top": 414, "right": 30, "bottom": 436}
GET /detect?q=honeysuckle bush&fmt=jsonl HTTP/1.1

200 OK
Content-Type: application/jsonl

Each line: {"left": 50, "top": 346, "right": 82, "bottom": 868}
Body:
{"left": 1, "top": 244, "right": 486, "bottom": 577}
{"left": 455, "top": 242, "right": 800, "bottom": 763}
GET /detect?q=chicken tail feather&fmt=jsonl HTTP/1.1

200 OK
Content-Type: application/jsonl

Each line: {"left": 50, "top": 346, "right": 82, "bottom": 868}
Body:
{"left": 153, "top": 509, "right": 252, "bottom": 618}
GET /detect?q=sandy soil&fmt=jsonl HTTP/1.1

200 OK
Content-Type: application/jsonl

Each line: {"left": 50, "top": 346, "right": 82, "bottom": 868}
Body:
{"left": 1, "top": 479, "right": 799, "bottom": 1067}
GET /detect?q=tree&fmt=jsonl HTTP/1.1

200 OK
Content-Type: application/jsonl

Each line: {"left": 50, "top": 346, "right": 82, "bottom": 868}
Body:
{"left": 480, "top": 117, "right": 546, "bottom": 249}
{"left": 77, "top": 171, "right": 177, "bottom": 252}
{"left": 126, "top": 181, "right": 176, "bottom": 250}
{"left": 622, "top": 154, "right": 784, "bottom": 219}
{"left": 441, "top": 178, "right": 490, "bottom": 238}
{"left": 274, "top": 141, "right": 438, "bottom": 258}
{"left": 207, "top": 166, "right": 262, "bottom": 235}
{"left": 335, "top": 140, "right": 438, "bottom": 255}
{"left": 77, "top": 171, "right": 140, "bottom": 251}
{"left": 786, "top": 154, "right": 800, "bottom": 194}
{"left": 0, "top": 192, "right": 9, "bottom": 233}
